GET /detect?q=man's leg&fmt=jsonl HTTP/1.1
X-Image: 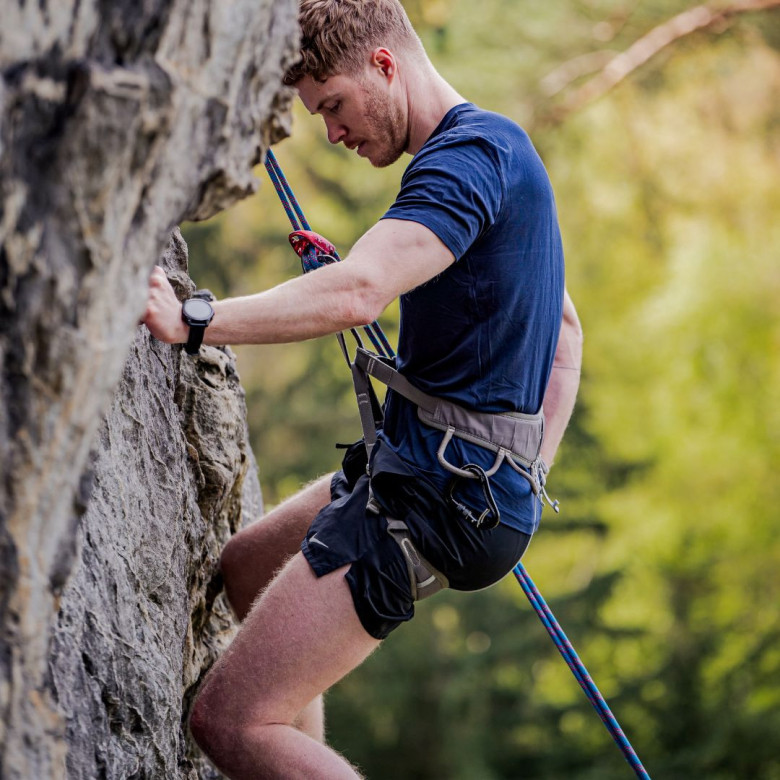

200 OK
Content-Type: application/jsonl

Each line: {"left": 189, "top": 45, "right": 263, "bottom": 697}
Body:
{"left": 219, "top": 474, "right": 334, "bottom": 742}
{"left": 220, "top": 474, "right": 333, "bottom": 621}
{"left": 189, "top": 552, "right": 380, "bottom": 779}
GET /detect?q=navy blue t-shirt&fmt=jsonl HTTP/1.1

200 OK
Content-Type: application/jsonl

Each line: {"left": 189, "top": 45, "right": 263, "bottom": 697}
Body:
{"left": 378, "top": 103, "right": 564, "bottom": 534}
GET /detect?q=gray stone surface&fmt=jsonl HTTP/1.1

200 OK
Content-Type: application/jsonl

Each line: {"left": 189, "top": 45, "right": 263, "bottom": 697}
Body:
{"left": 0, "top": 1, "right": 296, "bottom": 777}
{"left": 48, "top": 231, "right": 263, "bottom": 779}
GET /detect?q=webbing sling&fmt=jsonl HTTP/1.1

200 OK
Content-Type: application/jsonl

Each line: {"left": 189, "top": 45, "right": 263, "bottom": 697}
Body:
{"left": 263, "top": 148, "right": 651, "bottom": 779}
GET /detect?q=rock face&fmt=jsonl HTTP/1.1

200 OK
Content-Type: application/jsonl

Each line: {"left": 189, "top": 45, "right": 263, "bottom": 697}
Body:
{"left": 0, "top": 2, "right": 297, "bottom": 777}
{"left": 50, "top": 232, "right": 263, "bottom": 779}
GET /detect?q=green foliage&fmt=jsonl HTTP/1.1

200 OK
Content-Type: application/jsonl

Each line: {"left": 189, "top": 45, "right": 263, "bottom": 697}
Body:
{"left": 184, "top": 1, "right": 780, "bottom": 776}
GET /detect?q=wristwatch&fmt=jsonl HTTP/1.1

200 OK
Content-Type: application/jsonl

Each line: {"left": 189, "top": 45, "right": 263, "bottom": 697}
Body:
{"left": 181, "top": 292, "right": 215, "bottom": 356}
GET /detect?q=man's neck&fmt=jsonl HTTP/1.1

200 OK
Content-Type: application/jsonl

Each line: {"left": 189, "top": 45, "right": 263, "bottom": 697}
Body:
{"left": 404, "top": 66, "right": 466, "bottom": 157}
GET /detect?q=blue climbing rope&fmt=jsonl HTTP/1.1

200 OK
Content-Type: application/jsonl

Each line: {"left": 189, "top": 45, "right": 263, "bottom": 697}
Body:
{"left": 263, "top": 148, "right": 651, "bottom": 779}
{"left": 265, "top": 149, "right": 312, "bottom": 233}
{"left": 514, "top": 563, "right": 651, "bottom": 778}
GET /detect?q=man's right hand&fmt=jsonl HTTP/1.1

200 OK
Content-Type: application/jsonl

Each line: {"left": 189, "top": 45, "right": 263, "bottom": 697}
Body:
{"left": 141, "top": 266, "right": 188, "bottom": 346}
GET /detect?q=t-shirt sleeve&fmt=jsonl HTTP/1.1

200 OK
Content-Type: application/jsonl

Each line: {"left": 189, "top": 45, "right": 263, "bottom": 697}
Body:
{"left": 381, "top": 138, "right": 504, "bottom": 261}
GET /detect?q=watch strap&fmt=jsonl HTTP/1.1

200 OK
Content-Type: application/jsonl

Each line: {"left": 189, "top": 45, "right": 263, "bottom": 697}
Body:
{"left": 182, "top": 290, "right": 215, "bottom": 356}
{"left": 184, "top": 324, "right": 206, "bottom": 355}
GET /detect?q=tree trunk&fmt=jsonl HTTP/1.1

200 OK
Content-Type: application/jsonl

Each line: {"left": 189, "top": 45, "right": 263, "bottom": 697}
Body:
{"left": 0, "top": 1, "right": 297, "bottom": 777}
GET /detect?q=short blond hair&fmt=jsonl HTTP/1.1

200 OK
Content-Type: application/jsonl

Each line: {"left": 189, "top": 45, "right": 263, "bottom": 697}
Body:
{"left": 284, "top": 0, "right": 422, "bottom": 85}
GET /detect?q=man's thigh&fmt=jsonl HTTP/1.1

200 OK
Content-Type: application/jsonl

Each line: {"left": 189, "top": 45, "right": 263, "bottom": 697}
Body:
{"left": 201, "top": 552, "right": 380, "bottom": 725}
{"left": 220, "top": 473, "right": 334, "bottom": 618}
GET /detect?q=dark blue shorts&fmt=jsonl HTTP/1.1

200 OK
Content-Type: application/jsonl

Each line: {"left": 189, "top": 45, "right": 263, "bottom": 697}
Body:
{"left": 301, "top": 440, "right": 531, "bottom": 640}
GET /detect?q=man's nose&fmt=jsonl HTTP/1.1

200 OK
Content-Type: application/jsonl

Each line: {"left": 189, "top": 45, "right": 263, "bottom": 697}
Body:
{"left": 324, "top": 118, "right": 347, "bottom": 145}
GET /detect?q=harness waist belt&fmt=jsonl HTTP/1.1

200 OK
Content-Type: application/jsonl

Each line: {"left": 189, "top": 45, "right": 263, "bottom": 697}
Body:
{"left": 354, "top": 347, "right": 544, "bottom": 468}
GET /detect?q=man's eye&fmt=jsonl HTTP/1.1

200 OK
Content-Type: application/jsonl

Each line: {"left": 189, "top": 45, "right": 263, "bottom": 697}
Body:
{"left": 329, "top": 101, "right": 341, "bottom": 114}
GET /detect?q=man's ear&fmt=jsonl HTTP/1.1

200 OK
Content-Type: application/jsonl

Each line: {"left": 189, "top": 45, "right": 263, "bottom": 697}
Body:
{"left": 370, "top": 47, "right": 396, "bottom": 80}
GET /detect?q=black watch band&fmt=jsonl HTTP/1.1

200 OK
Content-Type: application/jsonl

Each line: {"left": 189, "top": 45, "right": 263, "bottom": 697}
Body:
{"left": 184, "top": 324, "right": 207, "bottom": 356}
{"left": 181, "top": 292, "right": 215, "bottom": 356}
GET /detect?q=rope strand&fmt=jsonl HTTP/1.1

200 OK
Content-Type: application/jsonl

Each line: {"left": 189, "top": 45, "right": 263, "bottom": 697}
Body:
{"left": 265, "top": 149, "right": 311, "bottom": 232}
{"left": 265, "top": 153, "right": 302, "bottom": 232}
{"left": 514, "top": 564, "right": 651, "bottom": 778}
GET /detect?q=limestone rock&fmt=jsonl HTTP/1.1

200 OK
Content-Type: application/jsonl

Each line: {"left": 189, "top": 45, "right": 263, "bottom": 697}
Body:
{"left": 0, "top": 1, "right": 297, "bottom": 777}
{"left": 49, "top": 231, "right": 263, "bottom": 779}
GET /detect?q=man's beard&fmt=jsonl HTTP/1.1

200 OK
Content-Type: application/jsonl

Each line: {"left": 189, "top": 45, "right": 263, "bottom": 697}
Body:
{"left": 360, "top": 82, "right": 408, "bottom": 168}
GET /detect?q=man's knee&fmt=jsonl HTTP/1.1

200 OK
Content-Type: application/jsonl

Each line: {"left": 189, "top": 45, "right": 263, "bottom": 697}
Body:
{"left": 189, "top": 678, "right": 281, "bottom": 770}
{"left": 219, "top": 531, "right": 248, "bottom": 583}
{"left": 189, "top": 684, "right": 230, "bottom": 761}
{"left": 189, "top": 679, "right": 250, "bottom": 763}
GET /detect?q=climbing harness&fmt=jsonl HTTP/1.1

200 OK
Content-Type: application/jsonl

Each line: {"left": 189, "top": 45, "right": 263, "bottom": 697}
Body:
{"left": 263, "top": 148, "right": 651, "bottom": 779}
{"left": 350, "top": 346, "right": 558, "bottom": 514}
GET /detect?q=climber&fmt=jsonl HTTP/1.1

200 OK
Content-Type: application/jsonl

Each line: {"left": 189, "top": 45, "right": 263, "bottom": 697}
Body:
{"left": 142, "top": 1, "right": 582, "bottom": 777}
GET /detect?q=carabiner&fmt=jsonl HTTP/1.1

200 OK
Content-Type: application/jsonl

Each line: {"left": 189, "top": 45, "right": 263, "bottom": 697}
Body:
{"left": 446, "top": 463, "right": 501, "bottom": 530}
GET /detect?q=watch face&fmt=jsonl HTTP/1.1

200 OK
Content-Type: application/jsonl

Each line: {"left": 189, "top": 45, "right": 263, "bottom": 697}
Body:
{"left": 183, "top": 298, "right": 213, "bottom": 322}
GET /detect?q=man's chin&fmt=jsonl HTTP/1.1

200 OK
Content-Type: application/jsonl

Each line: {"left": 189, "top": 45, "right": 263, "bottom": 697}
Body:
{"left": 366, "top": 146, "right": 405, "bottom": 169}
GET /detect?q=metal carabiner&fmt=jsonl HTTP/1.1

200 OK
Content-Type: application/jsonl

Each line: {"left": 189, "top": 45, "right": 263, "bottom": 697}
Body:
{"left": 445, "top": 463, "right": 501, "bottom": 530}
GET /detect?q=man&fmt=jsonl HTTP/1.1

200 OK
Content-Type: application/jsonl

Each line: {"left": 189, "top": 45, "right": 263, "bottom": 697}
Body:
{"left": 143, "top": 1, "right": 582, "bottom": 777}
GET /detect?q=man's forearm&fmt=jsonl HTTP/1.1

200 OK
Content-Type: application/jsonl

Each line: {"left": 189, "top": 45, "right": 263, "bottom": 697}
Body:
{"left": 143, "top": 219, "right": 455, "bottom": 350}
{"left": 204, "top": 262, "right": 373, "bottom": 346}
{"left": 142, "top": 258, "right": 379, "bottom": 350}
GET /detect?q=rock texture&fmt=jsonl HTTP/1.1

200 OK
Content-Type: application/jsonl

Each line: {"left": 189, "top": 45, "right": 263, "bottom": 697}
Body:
{"left": 0, "top": 2, "right": 297, "bottom": 777}
{"left": 50, "top": 232, "right": 263, "bottom": 779}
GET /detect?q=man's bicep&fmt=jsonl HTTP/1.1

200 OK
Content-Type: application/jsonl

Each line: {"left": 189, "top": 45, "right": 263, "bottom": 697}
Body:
{"left": 344, "top": 218, "right": 455, "bottom": 307}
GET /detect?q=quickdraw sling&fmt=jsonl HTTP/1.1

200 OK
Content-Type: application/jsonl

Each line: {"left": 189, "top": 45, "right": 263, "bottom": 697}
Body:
{"left": 263, "top": 148, "right": 651, "bottom": 779}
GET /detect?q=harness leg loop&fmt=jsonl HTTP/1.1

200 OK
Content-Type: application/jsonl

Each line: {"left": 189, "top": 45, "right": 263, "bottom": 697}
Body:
{"left": 386, "top": 518, "right": 449, "bottom": 601}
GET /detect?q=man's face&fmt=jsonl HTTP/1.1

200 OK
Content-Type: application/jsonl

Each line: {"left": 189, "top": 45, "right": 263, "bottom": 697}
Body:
{"left": 297, "top": 71, "right": 408, "bottom": 168}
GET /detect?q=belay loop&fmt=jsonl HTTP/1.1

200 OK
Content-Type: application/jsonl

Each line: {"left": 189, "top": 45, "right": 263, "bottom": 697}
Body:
{"left": 263, "top": 147, "right": 652, "bottom": 780}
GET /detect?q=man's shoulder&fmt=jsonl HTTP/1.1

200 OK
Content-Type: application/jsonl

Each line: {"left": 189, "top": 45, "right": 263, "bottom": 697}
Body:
{"left": 415, "top": 104, "right": 530, "bottom": 171}
{"left": 444, "top": 104, "right": 528, "bottom": 143}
